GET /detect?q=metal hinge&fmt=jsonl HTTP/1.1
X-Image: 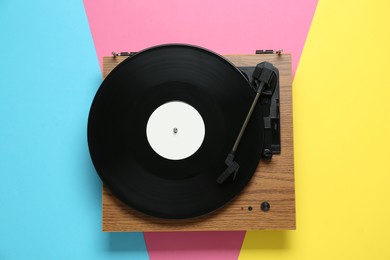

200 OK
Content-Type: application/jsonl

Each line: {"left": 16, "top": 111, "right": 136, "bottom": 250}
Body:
{"left": 112, "top": 51, "right": 138, "bottom": 57}
{"left": 256, "top": 49, "right": 283, "bottom": 55}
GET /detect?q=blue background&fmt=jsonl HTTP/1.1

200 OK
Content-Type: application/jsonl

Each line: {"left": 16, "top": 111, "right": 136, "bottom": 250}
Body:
{"left": 0, "top": 1, "right": 148, "bottom": 259}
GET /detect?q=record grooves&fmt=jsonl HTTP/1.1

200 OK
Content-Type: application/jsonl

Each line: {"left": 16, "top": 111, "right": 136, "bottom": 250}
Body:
{"left": 88, "top": 45, "right": 264, "bottom": 219}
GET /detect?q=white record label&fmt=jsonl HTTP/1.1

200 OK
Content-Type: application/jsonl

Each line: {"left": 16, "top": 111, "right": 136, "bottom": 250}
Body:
{"left": 146, "top": 101, "right": 205, "bottom": 160}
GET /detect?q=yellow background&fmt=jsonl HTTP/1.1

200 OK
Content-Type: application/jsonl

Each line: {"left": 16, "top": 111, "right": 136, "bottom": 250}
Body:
{"left": 240, "top": 0, "right": 390, "bottom": 259}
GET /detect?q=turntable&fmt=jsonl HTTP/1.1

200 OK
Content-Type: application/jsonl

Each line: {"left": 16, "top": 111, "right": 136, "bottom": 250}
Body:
{"left": 88, "top": 44, "right": 295, "bottom": 231}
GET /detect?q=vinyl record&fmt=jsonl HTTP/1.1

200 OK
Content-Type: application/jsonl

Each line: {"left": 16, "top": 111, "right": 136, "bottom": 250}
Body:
{"left": 88, "top": 44, "right": 264, "bottom": 219}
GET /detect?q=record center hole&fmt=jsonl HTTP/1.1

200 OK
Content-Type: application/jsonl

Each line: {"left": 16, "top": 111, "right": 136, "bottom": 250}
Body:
{"left": 248, "top": 206, "right": 253, "bottom": 211}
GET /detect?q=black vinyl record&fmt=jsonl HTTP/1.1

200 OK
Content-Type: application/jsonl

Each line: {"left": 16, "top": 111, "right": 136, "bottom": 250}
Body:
{"left": 88, "top": 44, "right": 264, "bottom": 219}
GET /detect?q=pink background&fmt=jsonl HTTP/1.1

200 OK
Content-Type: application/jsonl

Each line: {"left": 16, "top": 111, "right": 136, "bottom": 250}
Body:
{"left": 84, "top": 0, "right": 317, "bottom": 75}
{"left": 83, "top": 0, "right": 318, "bottom": 259}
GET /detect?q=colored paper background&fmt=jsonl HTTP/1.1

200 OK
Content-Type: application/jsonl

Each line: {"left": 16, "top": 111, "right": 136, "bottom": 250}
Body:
{"left": 1, "top": 0, "right": 389, "bottom": 260}
{"left": 83, "top": 0, "right": 317, "bottom": 75}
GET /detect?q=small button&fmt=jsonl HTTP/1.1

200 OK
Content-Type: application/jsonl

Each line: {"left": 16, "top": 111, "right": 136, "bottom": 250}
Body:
{"left": 261, "top": 201, "right": 270, "bottom": 212}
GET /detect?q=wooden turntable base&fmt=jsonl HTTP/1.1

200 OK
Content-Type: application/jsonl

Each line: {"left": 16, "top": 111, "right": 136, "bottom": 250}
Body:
{"left": 101, "top": 53, "right": 295, "bottom": 231}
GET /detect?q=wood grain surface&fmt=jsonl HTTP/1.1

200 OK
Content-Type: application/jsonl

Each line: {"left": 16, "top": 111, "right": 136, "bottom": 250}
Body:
{"left": 101, "top": 53, "right": 295, "bottom": 231}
